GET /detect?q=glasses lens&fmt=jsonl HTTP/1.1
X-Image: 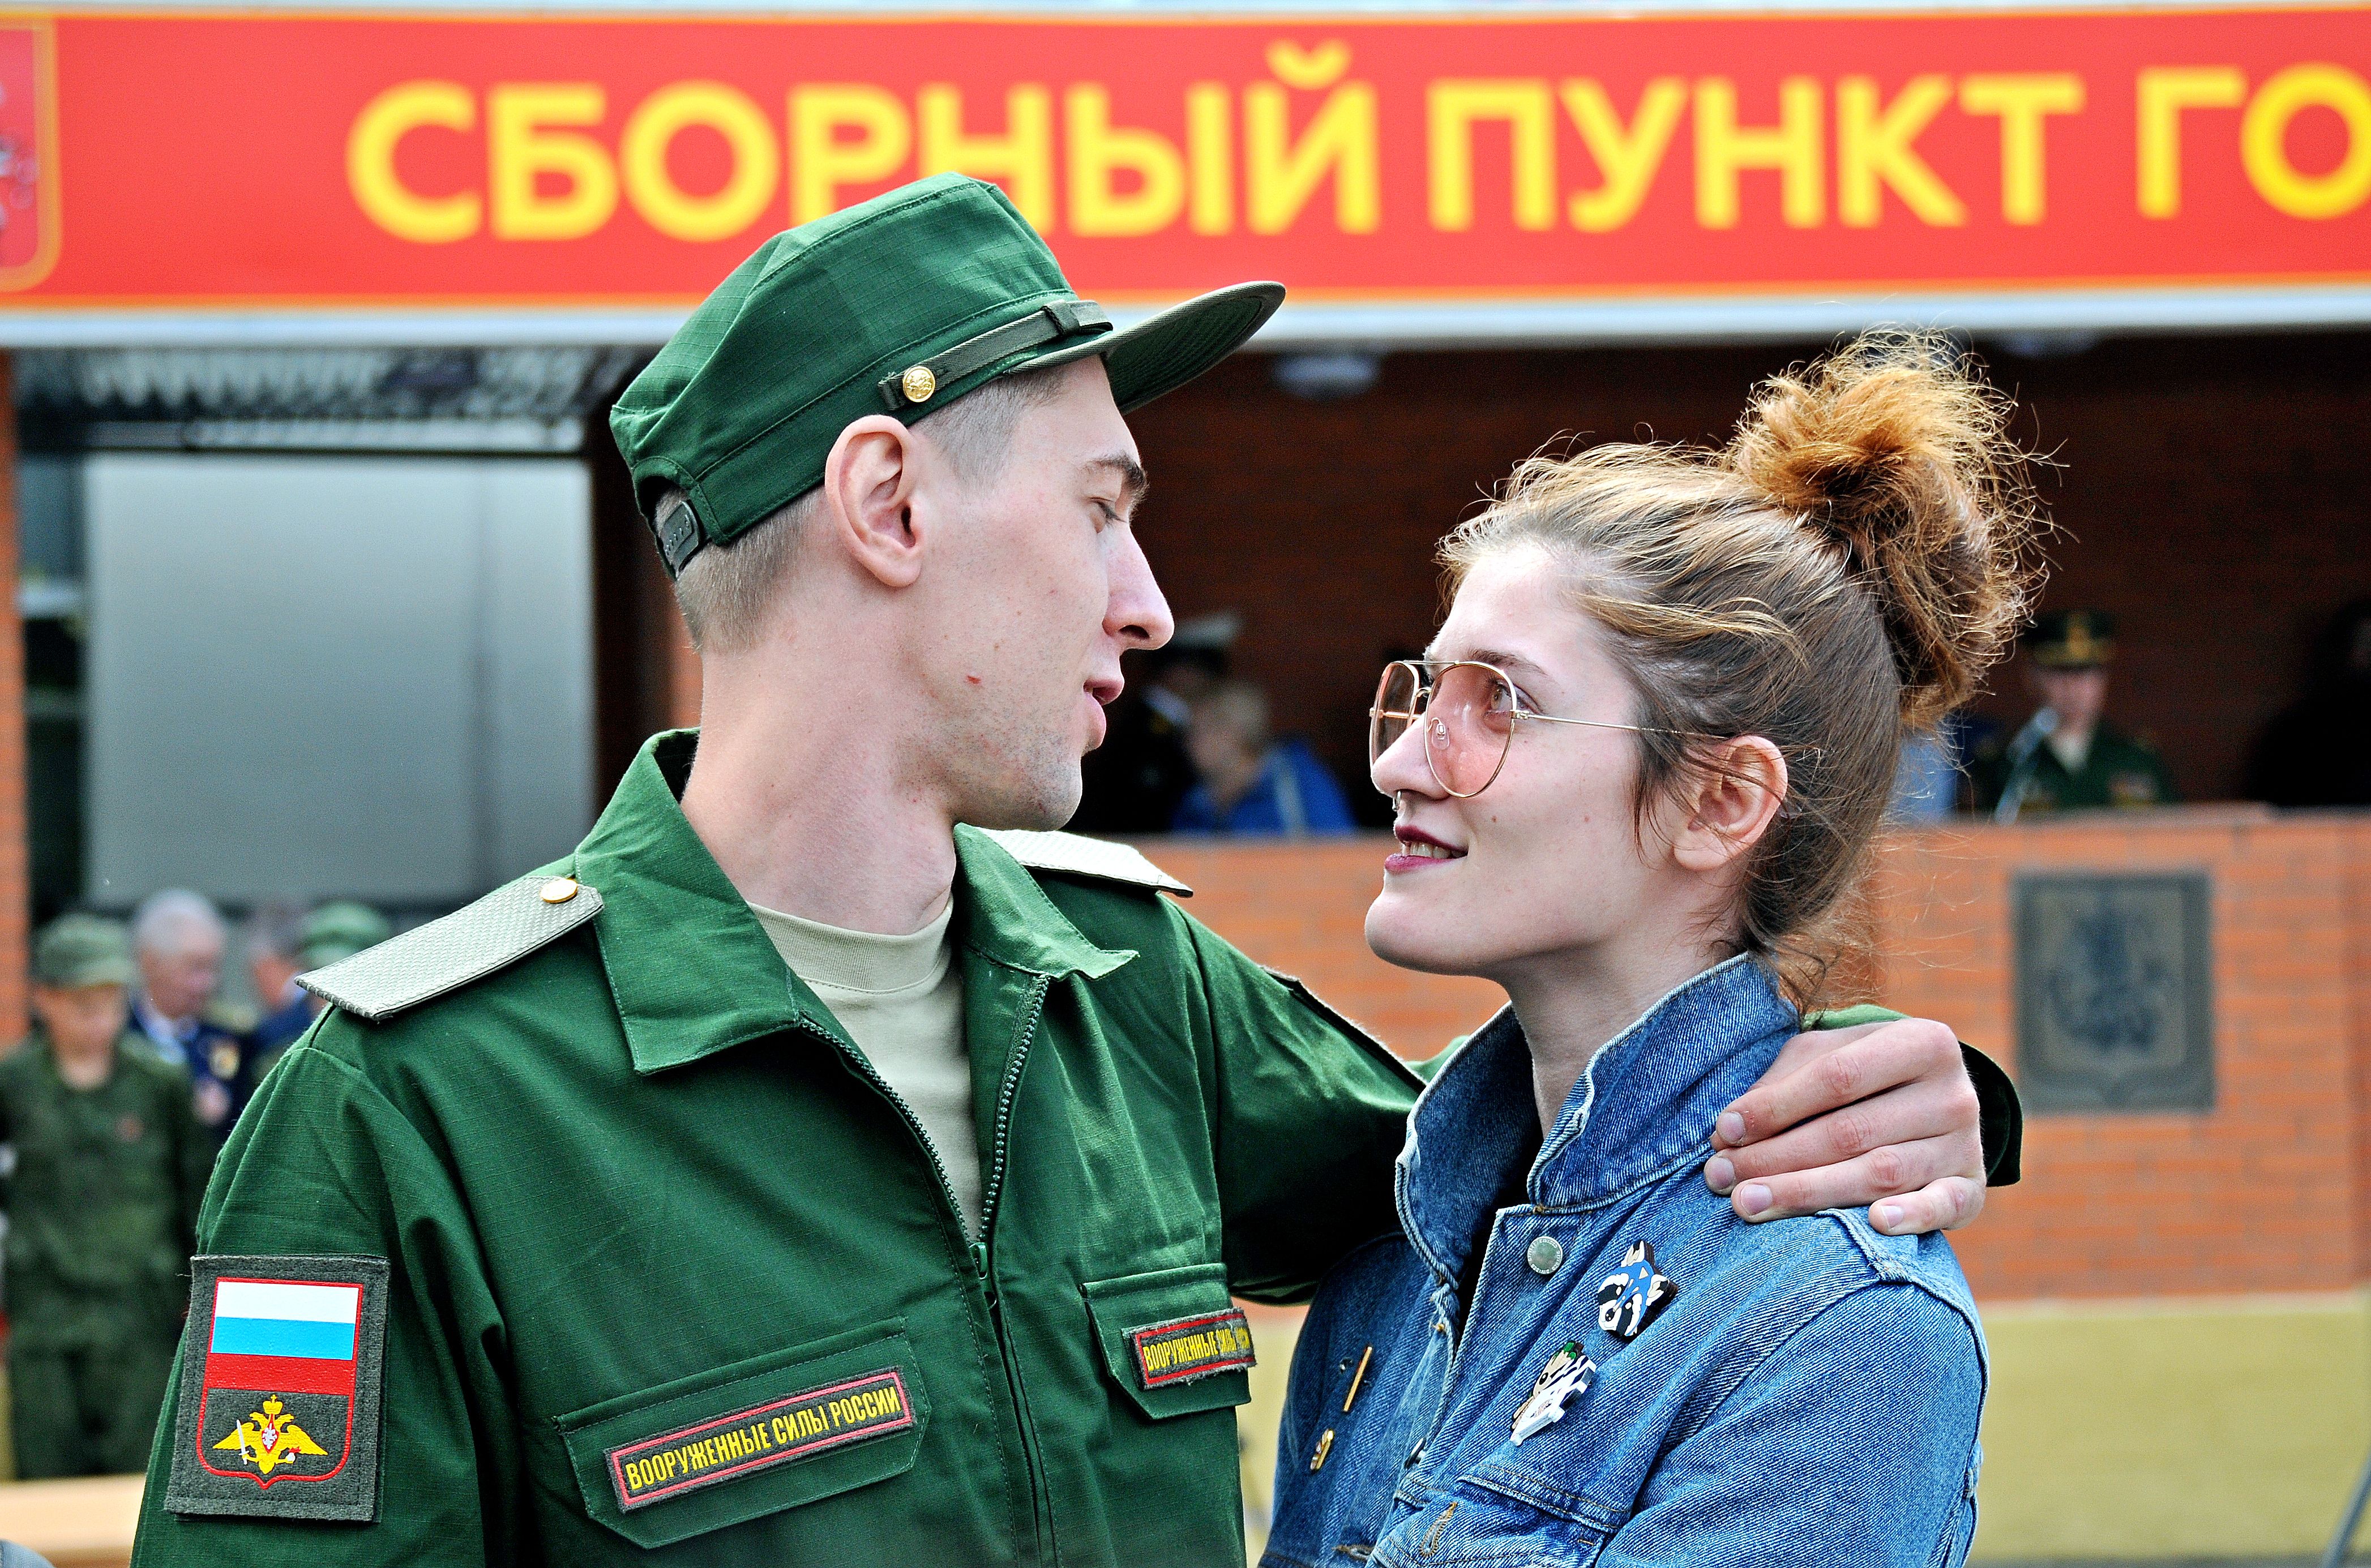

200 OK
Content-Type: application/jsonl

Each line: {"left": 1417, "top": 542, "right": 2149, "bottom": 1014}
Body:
{"left": 1424, "top": 664, "right": 1517, "bottom": 796}
{"left": 1370, "top": 663, "right": 1422, "bottom": 768}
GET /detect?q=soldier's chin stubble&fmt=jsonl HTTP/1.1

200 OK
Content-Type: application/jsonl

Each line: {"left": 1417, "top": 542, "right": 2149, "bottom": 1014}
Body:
{"left": 960, "top": 746, "right": 1080, "bottom": 833}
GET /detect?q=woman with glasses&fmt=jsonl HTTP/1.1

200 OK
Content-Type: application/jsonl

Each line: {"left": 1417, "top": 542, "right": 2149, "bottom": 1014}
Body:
{"left": 1262, "top": 334, "right": 2039, "bottom": 1568}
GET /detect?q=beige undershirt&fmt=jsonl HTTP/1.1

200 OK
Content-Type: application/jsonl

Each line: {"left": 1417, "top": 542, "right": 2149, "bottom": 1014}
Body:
{"left": 750, "top": 899, "right": 979, "bottom": 1238}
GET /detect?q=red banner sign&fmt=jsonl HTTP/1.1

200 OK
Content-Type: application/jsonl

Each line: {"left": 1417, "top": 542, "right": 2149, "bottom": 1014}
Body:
{"left": 11, "top": 6, "right": 2371, "bottom": 312}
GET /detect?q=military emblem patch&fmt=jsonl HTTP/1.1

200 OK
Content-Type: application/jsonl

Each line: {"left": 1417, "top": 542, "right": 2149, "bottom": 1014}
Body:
{"left": 606, "top": 1368, "right": 915, "bottom": 1511}
{"left": 1597, "top": 1240, "right": 1679, "bottom": 1344}
{"left": 165, "top": 1254, "right": 388, "bottom": 1522}
{"left": 1510, "top": 1342, "right": 1597, "bottom": 1445}
{"left": 1128, "top": 1308, "right": 1256, "bottom": 1389}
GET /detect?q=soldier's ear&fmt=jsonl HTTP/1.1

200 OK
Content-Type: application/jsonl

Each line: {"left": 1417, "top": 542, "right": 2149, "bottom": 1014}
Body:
{"left": 821, "top": 416, "right": 926, "bottom": 590}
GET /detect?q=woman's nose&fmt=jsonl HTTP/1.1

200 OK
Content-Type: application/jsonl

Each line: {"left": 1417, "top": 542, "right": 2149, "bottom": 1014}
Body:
{"left": 1370, "top": 720, "right": 1443, "bottom": 799}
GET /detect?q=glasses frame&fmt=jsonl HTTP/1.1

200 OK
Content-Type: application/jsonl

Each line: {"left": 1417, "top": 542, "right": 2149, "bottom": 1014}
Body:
{"left": 1369, "top": 658, "right": 1690, "bottom": 800}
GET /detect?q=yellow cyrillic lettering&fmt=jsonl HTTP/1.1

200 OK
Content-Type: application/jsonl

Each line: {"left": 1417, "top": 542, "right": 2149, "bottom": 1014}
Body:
{"left": 790, "top": 84, "right": 912, "bottom": 224}
{"left": 1694, "top": 76, "right": 1824, "bottom": 228}
{"left": 1428, "top": 80, "right": 1555, "bottom": 231}
{"left": 620, "top": 82, "right": 778, "bottom": 243}
{"left": 2137, "top": 66, "right": 2245, "bottom": 217}
{"left": 488, "top": 83, "right": 617, "bottom": 241}
{"left": 2242, "top": 63, "right": 2371, "bottom": 219}
{"left": 1959, "top": 74, "right": 2085, "bottom": 224}
{"left": 1837, "top": 75, "right": 1966, "bottom": 226}
{"left": 1065, "top": 85, "right": 1187, "bottom": 236}
{"left": 1560, "top": 78, "right": 1685, "bottom": 233}
{"left": 348, "top": 81, "right": 481, "bottom": 244}
{"left": 918, "top": 84, "right": 1054, "bottom": 230}
{"left": 1185, "top": 83, "right": 1234, "bottom": 234}
{"left": 1245, "top": 52, "right": 1379, "bottom": 234}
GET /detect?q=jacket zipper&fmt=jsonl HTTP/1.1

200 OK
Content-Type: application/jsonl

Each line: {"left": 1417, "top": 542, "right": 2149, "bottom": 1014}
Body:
{"left": 801, "top": 1018, "right": 970, "bottom": 1232}
{"left": 803, "top": 974, "right": 1057, "bottom": 1562}
{"left": 974, "top": 974, "right": 1054, "bottom": 1561}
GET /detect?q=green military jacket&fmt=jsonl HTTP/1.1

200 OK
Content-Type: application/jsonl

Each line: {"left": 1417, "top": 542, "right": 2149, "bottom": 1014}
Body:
{"left": 133, "top": 733, "right": 1420, "bottom": 1565}
{"left": 0, "top": 1030, "right": 212, "bottom": 1344}
{"left": 1974, "top": 721, "right": 2180, "bottom": 814}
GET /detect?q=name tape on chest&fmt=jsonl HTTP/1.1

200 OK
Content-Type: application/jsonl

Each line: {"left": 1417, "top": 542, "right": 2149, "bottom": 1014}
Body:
{"left": 1129, "top": 1308, "right": 1256, "bottom": 1389}
{"left": 607, "top": 1369, "right": 914, "bottom": 1511}
{"left": 165, "top": 1254, "right": 390, "bottom": 1522}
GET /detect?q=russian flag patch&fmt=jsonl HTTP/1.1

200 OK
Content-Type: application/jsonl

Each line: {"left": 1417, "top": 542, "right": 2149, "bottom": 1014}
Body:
{"left": 165, "top": 1255, "right": 389, "bottom": 1522}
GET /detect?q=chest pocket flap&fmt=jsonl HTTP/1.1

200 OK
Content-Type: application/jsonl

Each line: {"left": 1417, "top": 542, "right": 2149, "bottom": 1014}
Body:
{"left": 557, "top": 1320, "right": 928, "bottom": 1550}
{"left": 1084, "top": 1262, "right": 1256, "bottom": 1421}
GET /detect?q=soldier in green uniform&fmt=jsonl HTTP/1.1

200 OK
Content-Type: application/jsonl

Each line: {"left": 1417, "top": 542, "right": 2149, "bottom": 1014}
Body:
{"left": 134, "top": 176, "right": 2013, "bottom": 1565}
{"left": 2, "top": 915, "right": 212, "bottom": 1477}
{"left": 1974, "top": 610, "right": 2179, "bottom": 817}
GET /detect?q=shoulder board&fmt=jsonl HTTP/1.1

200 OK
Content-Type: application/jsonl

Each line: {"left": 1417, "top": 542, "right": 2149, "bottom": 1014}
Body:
{"left": 981, "top": 829, "right": 1191, "bottom": 897}
{"left": 298, "top": 873, "right": 604, "bottom": 1023}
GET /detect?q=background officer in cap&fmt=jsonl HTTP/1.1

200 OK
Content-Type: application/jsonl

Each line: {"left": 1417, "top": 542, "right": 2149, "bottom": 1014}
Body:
{"left": 135, "top": 176, "right": 2010, "bottom": 1566}
{"left": 237, "top": 901, "right": 392, "bottom": 1091}
{"left": 1975, "top": 610, "right": 2179, "bottom": 818}
{"left": 2, "top": 915, "right": 211, "bottom": 1477}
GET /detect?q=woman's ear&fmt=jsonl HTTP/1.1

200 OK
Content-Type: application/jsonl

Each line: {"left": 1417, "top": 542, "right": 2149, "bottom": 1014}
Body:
{"left": 819, "top": 415, "right": 926, "bottom": 589}
{"left": 1671, "top": 736, "right": 1790, "bottom": 873}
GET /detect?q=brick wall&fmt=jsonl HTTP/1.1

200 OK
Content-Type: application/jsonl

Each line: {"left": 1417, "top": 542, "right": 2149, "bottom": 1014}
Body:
{"left": 0, "top": 355, "right": 27, "bottom": 1043}
{"left": 1157, "top": 807, "right": 2371, "bottom": 1302}
{"left": 1126, "top": 331, "right": 2371, "bottom": 803}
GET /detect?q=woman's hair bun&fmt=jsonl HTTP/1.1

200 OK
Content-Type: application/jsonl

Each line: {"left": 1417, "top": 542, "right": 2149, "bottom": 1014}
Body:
{"left": 1726, "top": 331, "right": 2042, "bottom": 729}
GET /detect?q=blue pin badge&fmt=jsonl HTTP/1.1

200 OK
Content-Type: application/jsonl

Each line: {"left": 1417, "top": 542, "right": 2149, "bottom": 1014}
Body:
{"left": 1596, "top": 1241, "right": 1677, "bottom": 1344}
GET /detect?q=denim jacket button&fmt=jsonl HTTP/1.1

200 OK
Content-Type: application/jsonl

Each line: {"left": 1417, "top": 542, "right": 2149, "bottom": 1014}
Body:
{"left": 1526, "top": 1236, "right": 1564, "bottom": 1275}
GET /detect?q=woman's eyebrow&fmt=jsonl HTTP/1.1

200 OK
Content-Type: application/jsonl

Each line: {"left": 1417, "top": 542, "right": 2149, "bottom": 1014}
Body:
{"left": 1460, "top": 646, "right": 1548, "bottom": 679}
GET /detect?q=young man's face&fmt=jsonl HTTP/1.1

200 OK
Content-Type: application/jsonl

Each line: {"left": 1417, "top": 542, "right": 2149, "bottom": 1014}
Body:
{"left": 32, "top": 982, "right": 130, "bottom": 1058}
{"left": 916, "top": 359, "right": 1174, "bottom": 829}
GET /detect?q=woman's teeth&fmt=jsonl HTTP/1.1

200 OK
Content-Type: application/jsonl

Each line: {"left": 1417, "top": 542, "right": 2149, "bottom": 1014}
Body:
{"left": 1401, "top": 840, "right": 1457, "bottom": 859}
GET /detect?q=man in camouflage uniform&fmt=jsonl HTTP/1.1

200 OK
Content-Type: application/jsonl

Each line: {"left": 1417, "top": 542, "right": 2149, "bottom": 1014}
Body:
{"left": 2, "top": 914, "right": 212, "bottom": 1476}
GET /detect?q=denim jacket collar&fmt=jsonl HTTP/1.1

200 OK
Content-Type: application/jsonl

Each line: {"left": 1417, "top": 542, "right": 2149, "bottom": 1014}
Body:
{"left": 1394, "top": 954, "right": 1799, "bottom": 1286}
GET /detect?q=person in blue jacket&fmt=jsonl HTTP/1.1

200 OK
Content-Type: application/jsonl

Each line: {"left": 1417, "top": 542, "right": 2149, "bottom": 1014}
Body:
{"left": 1266, "top": 333, "right": 2039, "bottom": 1568}
{"left": 1173, "top": 678, "right": 1356, "bottom": 835}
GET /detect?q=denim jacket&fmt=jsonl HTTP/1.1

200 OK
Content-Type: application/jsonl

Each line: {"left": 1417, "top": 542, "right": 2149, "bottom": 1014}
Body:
{"left": 1266, "top": 957, "right": 1987, "bottom": 1568}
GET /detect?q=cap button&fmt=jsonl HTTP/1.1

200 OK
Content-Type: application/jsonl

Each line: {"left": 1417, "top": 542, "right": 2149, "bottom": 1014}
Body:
{"left": 1526, "top": 1236, "right": 1564, "bottom": 1276}
{"left": 900, "top": 365, "right": 937, "bottom": 404}
{"left": 540, "top": 877, "right": 580, "bottom": 905}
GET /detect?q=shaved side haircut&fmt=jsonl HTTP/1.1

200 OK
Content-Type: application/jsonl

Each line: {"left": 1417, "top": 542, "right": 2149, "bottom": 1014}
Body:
{"left": 671, "top": 363, "right": 1069, "bottom": 653}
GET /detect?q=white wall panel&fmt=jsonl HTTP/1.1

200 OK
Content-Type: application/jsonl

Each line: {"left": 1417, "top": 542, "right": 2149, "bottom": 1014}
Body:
{"left": 84, "top": 453, "right": 592, "bottom": 909}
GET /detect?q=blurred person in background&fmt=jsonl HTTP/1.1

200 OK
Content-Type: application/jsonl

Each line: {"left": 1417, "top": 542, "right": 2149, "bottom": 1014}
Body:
{"left": 1071, "top": 611, "right": 1236, "bottom": 832}
{"left": 238, "top": 904, "right": 309, "bottom": 1064}
{"left": 1971, "top": 610, "right": 2177, "bottom": 818}
{"left": 238, "top": 902, "right": 391, "bottom": 1090}
{"left": 1, "top": 915, "right": 211, "bottom": 1477}
{"left": 2248, "top": 597, "right": 2371, "bottom": 807}
{"left": 1173, "top": 678, "right": 1356, "bottom": 835}
{"left": 129, "top": 890, "right": 247, "bottom": 1136}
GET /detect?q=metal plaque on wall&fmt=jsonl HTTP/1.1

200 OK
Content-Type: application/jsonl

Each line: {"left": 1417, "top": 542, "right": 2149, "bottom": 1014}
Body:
{"left": 2013, "top": 871, "right": 2214, "bottom": 1113}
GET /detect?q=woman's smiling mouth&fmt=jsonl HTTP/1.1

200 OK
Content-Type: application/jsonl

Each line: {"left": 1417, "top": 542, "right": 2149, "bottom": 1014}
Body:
{"left": 1386, "top": 826, "right": 1466, "bottom": 873}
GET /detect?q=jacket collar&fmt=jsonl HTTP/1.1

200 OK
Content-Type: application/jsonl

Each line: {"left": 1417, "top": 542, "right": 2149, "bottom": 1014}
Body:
{"left": 574, "top": 731, "right": 1132, "bottom": 1074}
{"left": 1396, "top": 954, "right": 1797, "bottom": 1285}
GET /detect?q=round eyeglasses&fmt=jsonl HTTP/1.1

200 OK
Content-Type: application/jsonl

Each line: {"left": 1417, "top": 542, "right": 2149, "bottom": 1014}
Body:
{"left": 1368, "top": 659, "right": 1676, "bottom": 799}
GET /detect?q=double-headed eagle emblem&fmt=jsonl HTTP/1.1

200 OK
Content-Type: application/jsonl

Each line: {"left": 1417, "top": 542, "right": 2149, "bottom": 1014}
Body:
{"left": 212, "top": 1396, "right": 327, "bottom": 1476}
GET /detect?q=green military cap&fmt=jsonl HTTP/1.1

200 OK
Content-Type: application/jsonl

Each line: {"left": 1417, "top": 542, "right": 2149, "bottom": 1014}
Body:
{"left": 2027, "top": 609, "right": 2117, "bottom": 669}
{"left": 299, "top": 901, "right": 393, "bottom": 971}
{"left": 33, "top": 912, "right": 137, "bottom": 988}
{"left": 610, "top": 173, "right": 1285, "bottom": 576}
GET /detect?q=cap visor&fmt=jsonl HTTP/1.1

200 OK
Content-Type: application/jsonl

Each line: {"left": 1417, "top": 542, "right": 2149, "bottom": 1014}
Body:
{"left": 1028, "top": 281, "right": 1285, "bottom": 413}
